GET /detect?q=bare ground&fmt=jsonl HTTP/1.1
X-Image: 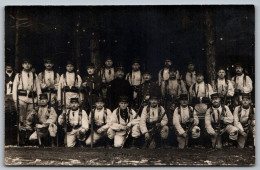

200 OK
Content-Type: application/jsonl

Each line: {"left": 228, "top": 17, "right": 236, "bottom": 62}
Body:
{"left": 4, "top": 146, "right": 255, "bottom": 166}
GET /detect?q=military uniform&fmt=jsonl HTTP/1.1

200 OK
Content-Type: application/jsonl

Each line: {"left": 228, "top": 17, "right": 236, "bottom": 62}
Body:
{"left": 12, "top": 61, "right": 41, "bottom": 131}
{"left": 189, "top": 82, "right": 213, "bottom": 104}
{"left": 58, "top": 98, "right": 89, "bottom": 147}
{"left": 38, "top": 70, "right": 60, "bottom": 106}
{"left": 26, "top": 94, "right": 57, "bottom": 146}
{"left": 81, "top": 71, "right": 102, "bottom": 110}
{"left": 57, "top": 72, "right": 82, "bottom": 108}
{"left": 158, "top": 68, "right": 180, "bottom": 95}
{"left": 86, "top": 106, "right": 112, "bottom": 146}
{"left": 107, "top": 96, "right": 140, "bottom": 148}
{"left": 138, "top": 81, "right": 160, "bottom": 106}
{"left": 183, "top": 71, "right": 196, "bottom": 89}
{"left": 205, "top": 94, "right": 238, "bottom": 148}
{"left": 140, "top": 104, "right": 168, "bottom": 148}
{"left": 233, "top": 93, "right": 255, "bottom": 148}
{"left": 5, "top": 66, "right": 17, "bottom": 145}
{"left": 173, "top": 105, "right": 200, "bottom": 148}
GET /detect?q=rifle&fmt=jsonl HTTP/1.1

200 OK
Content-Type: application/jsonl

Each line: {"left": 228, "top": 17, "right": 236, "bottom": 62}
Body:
{"left": 63, "top": 87, "right": 67, "bottom": 146}
{"left": 244, "top": 105, "right": 254, "bottom": 147}
{"left": 121, "top": 108, "right": 139, "bottom": 149}
{"left": 31, "top": 76, "right": 42, "bottom": 146}
{"left": 16, "top": 89, "right": 20, "bottom": 146}
{"left": 146, "top": 107, "right": 167, "bottom": 147}
{"left": 89, "top": 85, "right": 94, "bottom": 148}
{"left": 184, "top": 106, "right": 195, "bottom": 147}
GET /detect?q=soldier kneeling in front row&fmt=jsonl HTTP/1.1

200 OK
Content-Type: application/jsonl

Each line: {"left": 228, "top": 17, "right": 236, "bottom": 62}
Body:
{"left": 140, "top": 93, "right": 169, "bottom": 148}
{"left": 86, "top": 97, "right": 112, "bottom": 147}
{"left": 205, "top": 93, "right": 238, "bottom": 149}
{"left": 58, "top": 98, "right": 89, "bottom": 147}
{"left": 234, "top": 93, "right": 255, "bottom": 148}
{"left": 26, "top": 94, "right": 57, "bottom": 147}
{"left": 107, "top": 96, "right": 141, "bottom": 148}
{"left": 173, "top": 94, "right": 200, "bottom": 149}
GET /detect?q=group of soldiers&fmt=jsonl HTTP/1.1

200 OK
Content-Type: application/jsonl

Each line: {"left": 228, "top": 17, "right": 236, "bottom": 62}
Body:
{"left": 5, "top": 56, "right": 255, "bottom": 149}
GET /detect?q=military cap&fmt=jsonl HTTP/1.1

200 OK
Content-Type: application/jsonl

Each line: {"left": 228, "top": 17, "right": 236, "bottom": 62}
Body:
{"left": 39, "top": 93, "right": 48, "bottom": 100}
{"left": 234, "top": 62, "right": 243, "bottom": 68}
{"left": 169, "top": 66, "right": 176, "bottom": 73}
{"left": 22, "top": 58, "right": 32, "bottom": 64}
{"left": 66, "top": 59, "right": 75, "bottom": 66}
{"left": 119, "top": 96, "right": 129, "bottom": 102}
{"left": 143, "top": 70, "right": 151, "bottom": 75}
{"left": 149, "top": 90, "right": 160, "bottom": 100}
{"left": 44, "top": 57, "right": 54, "bottom": 63}
{"left": 187, "top": 60, "right": 195, "bottom": 65}
{"left": 241, "top": 93, "right": 251, "bottom": 99}
{"left": 86, "top": 63, "right": 95, "bottom": 68}
{"left": 70, "top": 98, "right": 79, "bottom": 103}
{"left": 179, "top": 94, "right": 189, "bottom": 100}
{"left": 5, "top": 62, "right": 14, "bottom": 68}
{"left": 95, "top": 96, "right": 104, "bottom": 103}
{"left": 132, "top": 58, "right": 140, "bottom": 64}
{"left": 115, "top": 63, "right": 124, "bottom": 72}
{"left": 211, "top": 93, "right": 220, "bottom": 99}
{"left": 105, "top": 56, "right": 113, "bottom": 61}
{"left": 164, "top": 57, "right": 172, "bottom": 62}
{"left": 217, "top": 66, "right": 226, "bottom": 71}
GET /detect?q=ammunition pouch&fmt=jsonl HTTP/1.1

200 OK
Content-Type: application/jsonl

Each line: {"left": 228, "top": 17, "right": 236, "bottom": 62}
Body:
{"left": 17, "top": 89, "right": 27, "bottom": 96}
{"left": 64, "top": 86, "right": 79, "bottom": 93}
{"left": 28, "top": 91, "right": 37, "bottom": 98}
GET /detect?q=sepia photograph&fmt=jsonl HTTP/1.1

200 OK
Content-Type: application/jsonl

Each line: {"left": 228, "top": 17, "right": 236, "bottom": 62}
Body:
{"left": 4, "top": 5, "right": 255, "bottom": 166}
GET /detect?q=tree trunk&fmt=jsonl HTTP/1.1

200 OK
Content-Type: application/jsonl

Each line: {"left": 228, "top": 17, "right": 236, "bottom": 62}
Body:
{"left": 14, "top": 10, "right": 20, "bottom": 72}
{"left": 205, "top": 8, "right": 216, "bottom": 83}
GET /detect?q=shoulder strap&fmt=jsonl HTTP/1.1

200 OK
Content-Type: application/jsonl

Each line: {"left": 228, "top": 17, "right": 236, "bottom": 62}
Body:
{"left": 116, "top": 108, "right": 120, "bottom": 124}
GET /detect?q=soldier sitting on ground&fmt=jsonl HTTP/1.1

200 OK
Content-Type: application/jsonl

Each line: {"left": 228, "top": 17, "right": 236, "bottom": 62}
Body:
{"left": 58, "top": 98, "right": 89, "bottom": 147}
{"left": 233, "top": 93, "right": 255, "bottom": 148}
{"left": 205, "top": 93, "right": 238, "bottom": 149}
{"left": 26, "top": 94, "right": 57, "bottom": 147}
{"left": 107, "top": 96, "right": 140, "bottom": 148}
{"left": 173, "top": 94, "right": 200, "bottom": 149}
{"left": 140, "top": 92, "right": 169, "bottom": 148}
{"left": 86, "top": 97, "right": 112, "bottom": 147}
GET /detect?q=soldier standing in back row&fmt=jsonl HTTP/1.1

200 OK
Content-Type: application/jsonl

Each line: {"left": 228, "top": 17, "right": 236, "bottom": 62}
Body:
{"left": 231, "top": 63, "right": 253, "bottom": 107}
{"left": 5, "top": 63, "right": 17, "bottom": 145}
{"left": 110, "top": 64, "right": 133, "bottom": 110}
{"left": 57, "top": 60, "right": 83, "bottom": 109}
{"left": 81, "top": 63, "right": 102, "bottom": 112}
{"left": 125, "top": 59, "right": 143, "bottom": 109}
{"left": 38, "top": 58, "right": 60, "bottom": 106}
{"left": 181, "top": 61, "right": 196, "bottom": 90}
{"left": 158, "top": 57, "right": 180, "bottom": 97}
{"left": 211, "top": 66, "right": 234, "bottom": 107}
{"left": 12, "top": 58, "right": 41, "bottom": 145}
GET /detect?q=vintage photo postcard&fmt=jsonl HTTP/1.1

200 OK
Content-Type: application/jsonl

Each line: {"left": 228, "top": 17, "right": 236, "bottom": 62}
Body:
{"left": 4, "top": 5, "right": 255, "bottom": 166}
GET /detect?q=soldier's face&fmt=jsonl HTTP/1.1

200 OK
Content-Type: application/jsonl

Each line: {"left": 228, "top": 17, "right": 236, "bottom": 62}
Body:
{"left": 116, "top": 70, "right": 124, "bottom": 78}
{"left": 165, "top": 60, "right": 172, "bottom": 67}
{"left": 235, "top": 66, "right": 243, "bottom": 74}
{"left": 105, "top": 60, "right": 113, "bottom": 67}
{"left": 132, "top": 63, "right": 140, "bottom": 71}
{"left": 169, "top": 71, "right": 177, "bottom": 78}
{"left": 212, "top": 97, "right": 221, "bottom": 107}
{"left": 150, "top": 99, "right": 158, "bottom": 107}
{"left": 217, "top": 70, "right": 226, "bottom": 79}
{"left": 96, "top": 102, "right": 104, "bottom": 110}
{"left": 119, "top": 102, "right": 128, "bottom": 110}
{"left": 196, "top": 75, "right": 204, "bottom": 83}
{"left": 87, "top": 67, "right": 95, "bottom": 75}
{"left": 22, "top": 62, "right": 32, "bottom": 70}
{"left": 188, "top": 64, "right": 195, "bottom": 71}
{"left": 180, "top": 100, "right": 188, "bottom": 107}
{"left": 6, "top": 66, "right": 13, "bottom": 73}
{"left": 39, "top": 99, "right": 48, "bottom": 106}
{"left": 143, "top": 74, "right": 151, "bottom": 81}
{"left": 66, "top": 64, "right": 74, "bottom": 72}
{"left": 242, "top": 98, "right": 251, "bottom": 107}
{"left": 44, "top": 62, "right": 54, "bottom": 70}
{"left": 71, "top": 102, "right": 79, "bottom": 110}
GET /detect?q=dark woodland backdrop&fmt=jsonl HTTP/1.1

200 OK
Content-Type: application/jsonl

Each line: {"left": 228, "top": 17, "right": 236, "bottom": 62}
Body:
{"left": 5, "top": 6, "right": 254, "bottom": 82}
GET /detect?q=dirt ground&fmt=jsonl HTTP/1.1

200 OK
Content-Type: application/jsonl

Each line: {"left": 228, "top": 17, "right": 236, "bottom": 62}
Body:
{"left": 4, "top": 146, "right": 255, "bottom": 166}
